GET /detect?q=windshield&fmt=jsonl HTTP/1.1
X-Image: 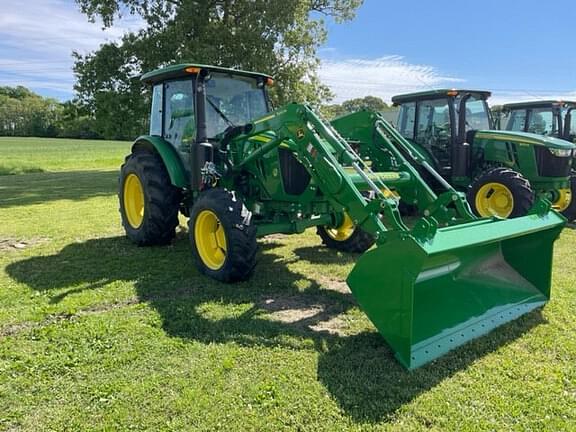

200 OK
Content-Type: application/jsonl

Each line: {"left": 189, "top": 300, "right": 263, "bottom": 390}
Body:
{"left": 456, "top": 95, "right": 491, "bottom": 132}
{"left": 527, "top": 108, "right": 559, "bottom": 136}
{"left": 205, "top": 72, "right": 269, "bottom": 138}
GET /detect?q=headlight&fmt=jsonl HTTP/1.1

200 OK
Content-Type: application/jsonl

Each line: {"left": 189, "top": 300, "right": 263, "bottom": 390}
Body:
{"left": 549, "top": 148, "right": 574, "bottom": 157}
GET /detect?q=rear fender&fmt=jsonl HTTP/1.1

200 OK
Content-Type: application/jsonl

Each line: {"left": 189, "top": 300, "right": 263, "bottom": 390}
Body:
{"left": 132, "top": 135, "right": 188, "bottom": 188}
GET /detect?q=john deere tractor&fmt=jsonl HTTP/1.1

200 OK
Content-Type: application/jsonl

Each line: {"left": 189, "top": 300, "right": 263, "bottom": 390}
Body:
{"left": 119, "top": 65, "right": 566, "bottom": 369}
{"left": 499, "top": 100, "right": 576, "bottom": 221}
{"left": 501, "top": 100, "right": 576, "bottom": 142}
{"left": 382, "top": 89, "right": 576, "bottom": 221}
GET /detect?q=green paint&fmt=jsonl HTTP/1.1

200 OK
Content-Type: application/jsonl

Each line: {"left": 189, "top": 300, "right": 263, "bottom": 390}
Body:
{"left": 133, "top": 135, "right": 188, "bottom": 187}
{"left": 129, "top": 67, "right": 568, "bottom": 369}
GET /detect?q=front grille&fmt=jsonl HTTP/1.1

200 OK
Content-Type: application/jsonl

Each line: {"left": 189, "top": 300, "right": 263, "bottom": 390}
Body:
{"left": 535, "top": 147, "right": 572, "bottom": 177}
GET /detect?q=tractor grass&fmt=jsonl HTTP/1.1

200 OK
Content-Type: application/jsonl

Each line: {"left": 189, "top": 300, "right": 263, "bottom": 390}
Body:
{"left": 0, "top": 137, "right": 575, "bottom": 431}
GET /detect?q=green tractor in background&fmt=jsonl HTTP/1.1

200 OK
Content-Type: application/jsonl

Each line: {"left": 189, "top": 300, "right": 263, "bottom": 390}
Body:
{"left": 498, "top": 100, "right": 576, "bottom": 221}
{"left": 376, "top": 89, "right": 576, "bottom": 221}
{"left": 500, "top": 100, "right": 576, "bottom": 142}
{"left": 118, "top": 65, "right": 566, "bottom": 369}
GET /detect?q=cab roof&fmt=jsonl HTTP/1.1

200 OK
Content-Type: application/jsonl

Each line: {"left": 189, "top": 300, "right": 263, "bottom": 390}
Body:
{"left": 392, "top": 89, "right": 491, "bottom": 106}
{"left": 140, "top": 63, "right": 273, "bottom": 85}
{"left": 502, "top": 100, "right": 576, "bottom": 111}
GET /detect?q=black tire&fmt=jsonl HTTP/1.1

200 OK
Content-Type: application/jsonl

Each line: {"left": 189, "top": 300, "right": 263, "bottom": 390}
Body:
{"left": 189, "top": 188, "right": 257, "bottom": 282}
{"left": 561, "top": 176, "right": 576, "bottom": 222}
{"left": 119, "top": 151, "right": 181, "bottom": 245}
{"left": 467, "top": 167, "right": 534, "bottom": 218}
{"left": 317, "top": 217, "right": 374, "bottom": 253}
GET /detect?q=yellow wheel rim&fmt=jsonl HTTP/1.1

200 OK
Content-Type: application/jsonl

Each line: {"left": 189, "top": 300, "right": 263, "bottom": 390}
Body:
{"left": 475, "top": 182, "right": 514, "bottom": 218}
{"left": 195, "top": 210, "right": 227, "bottom": 270}
{"left": 552, "top": 188, "right": 572, "bottom": 212}
{"left": 325, "top": 213, "right": 355, "bottom": 241}
{"left": 123, "top": 173, "right": 145, "bottom": 228}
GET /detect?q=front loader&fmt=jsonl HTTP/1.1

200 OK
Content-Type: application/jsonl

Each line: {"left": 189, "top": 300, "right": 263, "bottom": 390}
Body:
{"left": 118, "top": 64, "right": 566, "bottom": 369}
{"left": 388, "top": 90, "right": 576, "bottom": 221}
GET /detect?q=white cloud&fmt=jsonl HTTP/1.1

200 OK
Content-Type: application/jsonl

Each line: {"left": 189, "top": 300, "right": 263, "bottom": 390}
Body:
{"left": 0, "top": 0, "right": 143, "bottom": 98}
{"left": 488, "top": 90, "right": 576, "bottom": 105}
{"left": 319, "top": 55, "right": 464, "bottom": 103}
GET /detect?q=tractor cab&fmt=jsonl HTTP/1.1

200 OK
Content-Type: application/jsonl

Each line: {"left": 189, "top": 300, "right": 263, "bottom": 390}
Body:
{"left": 141, "top": 64, "right": 273, "bottom": 184}
{"left": 501, "top": 100, "right": 576, "bottom": 143}
{"left": 392, "top": 89, "right": 492, "bottom": 178}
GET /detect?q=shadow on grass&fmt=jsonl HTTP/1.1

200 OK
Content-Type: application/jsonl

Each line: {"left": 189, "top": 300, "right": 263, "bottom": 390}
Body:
{"left": 5, "top": 236, "right": 545, "bottom": 423}
{"left": 0, "top": 170, "right": 117, "bottom": 208}
{"left": 0, "top": 165, "right": 45, "bottom": 176}
{"left": 293, "top": 245, "right": 358, "bottom": 265}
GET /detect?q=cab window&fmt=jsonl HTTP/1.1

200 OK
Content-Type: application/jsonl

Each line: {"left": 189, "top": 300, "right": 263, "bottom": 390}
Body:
{"left": 415, "top": 98, "right": 451, "bottom": 148}
{"left": 163, "top": 79, "right": 195, "bottom": 148}
{"left": 149, "top": 84, "right": 163, "bottom": 136}
{"left": 205, "top": 73, "right": 268, "bottom": 139}
{"left": 463, "top": 96, "right": 490, "bottom": 131}
{"left": 527, "top": 108, "right": 558, "bottom": 136}
{"left": 397, "top": 102, "right": 416, "bottom": 139}
{"left": 506, "top": 109, "right": 527, "bottom": 132}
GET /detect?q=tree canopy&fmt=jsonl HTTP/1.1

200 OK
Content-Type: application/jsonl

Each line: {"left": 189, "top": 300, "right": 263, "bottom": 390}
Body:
{"left": 321, "top": 95, "right": 392, "bottom": 119}
{"left": 73, "top": 0, "right": 363, "bottom": 140}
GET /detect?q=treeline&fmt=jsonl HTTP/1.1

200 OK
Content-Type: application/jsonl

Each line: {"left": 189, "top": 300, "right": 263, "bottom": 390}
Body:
{"left": 321, "top": 96, "right": 396, "bottom": 119}
{"left": 0, "top": 86, "right": 396, "bottom": 141}
{"left": 0, "top": 86, "right": 102, "bottom": 139}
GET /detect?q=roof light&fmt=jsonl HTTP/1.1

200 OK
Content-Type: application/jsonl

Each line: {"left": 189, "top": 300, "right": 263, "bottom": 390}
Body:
{"left": 447, "top": 90, "right": 458, "bottom": 96}
{"left": 185, "top": 67, "right": 201, "bottom": 74}
{"left": 266, "top": 77, "right": 274, "bottom": 86}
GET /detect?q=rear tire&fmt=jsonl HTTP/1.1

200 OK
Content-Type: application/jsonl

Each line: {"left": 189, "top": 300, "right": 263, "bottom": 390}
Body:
{"left": 119, "top": 151, "right": 180, "bottom": 245}
{"left": 467, "top": 168, "right": 534, "bottom": 218}
{"left": 561, "top": 176, "right": 576, "bottom": 222}
{"left": 317, "top": 213, "right": 374, "bottom": 253}
{"left": 189, "top": 188, "right": 257, "bottom": 282}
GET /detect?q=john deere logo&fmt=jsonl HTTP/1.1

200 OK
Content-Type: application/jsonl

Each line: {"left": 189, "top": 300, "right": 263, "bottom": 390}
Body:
{"left": 296, "top": 129, "right": 305, "bottom": 139}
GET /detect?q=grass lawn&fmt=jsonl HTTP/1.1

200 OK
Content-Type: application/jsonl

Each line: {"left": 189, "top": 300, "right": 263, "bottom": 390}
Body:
{"left": 0, "top": 137, "right": 575, "bottom": 431}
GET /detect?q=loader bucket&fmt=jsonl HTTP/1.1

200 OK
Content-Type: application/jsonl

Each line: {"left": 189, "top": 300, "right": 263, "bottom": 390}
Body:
{"left": 347, "top": 212, "right": 565, "bottom": 369}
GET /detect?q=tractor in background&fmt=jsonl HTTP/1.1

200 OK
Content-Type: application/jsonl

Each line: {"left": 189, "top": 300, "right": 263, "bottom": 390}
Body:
{"left": 385, "top": 89, "right": 575, "bottom": 221}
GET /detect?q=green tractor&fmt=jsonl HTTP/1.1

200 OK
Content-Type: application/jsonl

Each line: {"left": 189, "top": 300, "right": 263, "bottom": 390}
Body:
{"left": 499, "top": 100, "right": 576, "bottom": 221}
{"left": 378, "top": 89, "right": 576, "bottom": 221}
{"left": 119, "top": 65, "right": 566, "bottom": 369}
{"left": 501, "top": 100, "right": 576, "bottom": 142}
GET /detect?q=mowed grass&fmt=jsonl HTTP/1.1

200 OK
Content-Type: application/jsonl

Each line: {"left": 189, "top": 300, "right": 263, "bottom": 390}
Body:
{"left": 0, "top": 137, "right": 129, "bottom": 175}
{"left": 0, "top": 137, "right": 575, "bottom": 431}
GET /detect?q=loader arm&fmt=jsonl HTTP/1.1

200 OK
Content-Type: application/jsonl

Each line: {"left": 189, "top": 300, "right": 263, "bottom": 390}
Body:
{"left": 231, "top": 103, "right": 466, "bottom": 243}
{"left": 332, "top": 110, "right": 477, "bottom": 220}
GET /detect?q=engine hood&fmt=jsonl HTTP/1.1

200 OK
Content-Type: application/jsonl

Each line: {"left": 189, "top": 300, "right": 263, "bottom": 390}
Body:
{"left": 474, "top": 130, "right": 576, "bottom": 150}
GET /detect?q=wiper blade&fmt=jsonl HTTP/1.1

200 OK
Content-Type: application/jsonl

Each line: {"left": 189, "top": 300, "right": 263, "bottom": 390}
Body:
{"left": 206, "top": 96, "right": 235, "bottom": 128}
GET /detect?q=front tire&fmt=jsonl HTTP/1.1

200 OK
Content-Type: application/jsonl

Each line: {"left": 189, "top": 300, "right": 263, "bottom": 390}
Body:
{"left": 467, "top": 168, "right": 534, "bottom": 218}
{"left": 119, "top": 151, "right": 181, "bottom": 245}
{"left": 189, "top": 188, "right": 257, "bottom": 282}
{"left": 317, "top": 213, "right": 374, "bottom": 253}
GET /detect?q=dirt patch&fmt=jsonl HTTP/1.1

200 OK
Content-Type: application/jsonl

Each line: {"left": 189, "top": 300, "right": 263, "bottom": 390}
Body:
{"left": 309, "top": 316, "right": 348, "bottom": 336}
{"left": 316, "top": 276, "right": 350, "bottom": 294}
{"left": 259, "top": 296, "right": 324, "bottom": 323}
{"left": 260, "top": 234, "right": 288, "bottom": 243}
{"left": 258, "top": 295, "right": 351, "bottom": 335}
{"left": 0, "top": 237, "right": 48, "bottom": 252}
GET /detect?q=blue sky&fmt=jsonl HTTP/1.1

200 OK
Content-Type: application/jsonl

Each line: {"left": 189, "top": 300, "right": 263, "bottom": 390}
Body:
{"left": 1, "top": 0, "right": 574, "bottom": 104}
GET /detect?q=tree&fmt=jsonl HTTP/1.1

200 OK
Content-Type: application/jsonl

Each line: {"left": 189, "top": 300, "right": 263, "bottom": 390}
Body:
{"left": 73, "top": 0, "right": 363, "bottom": 140}
{"left": 0, "top": 87, "right": 64, "bottom": 137}
{"left": 341, "top": 96, "right": 389, "bottom": 113}
{"left": 320, "top": 96, "right": 391, "bottom": 119}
